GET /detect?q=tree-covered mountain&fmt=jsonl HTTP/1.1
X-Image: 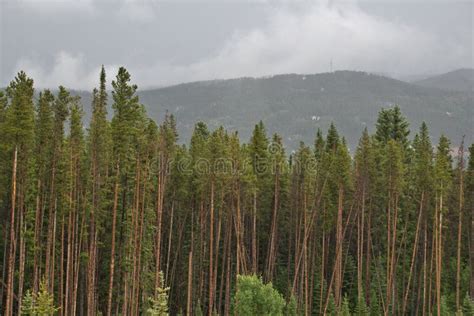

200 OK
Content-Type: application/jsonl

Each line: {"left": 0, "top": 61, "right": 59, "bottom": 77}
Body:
{"left": 71, "top": 70, "right": 472, "bottom": 149}
{"left": 413, "top": 68, "right": 474, "bottom": 92}
{"left": 31, "top": 70, "right": 472, "bottom": 150}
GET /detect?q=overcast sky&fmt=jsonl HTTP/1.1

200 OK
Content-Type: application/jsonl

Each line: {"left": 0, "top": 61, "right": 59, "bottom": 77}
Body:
{"left": 1, "top": 0, "right": 472, "bottom": 89}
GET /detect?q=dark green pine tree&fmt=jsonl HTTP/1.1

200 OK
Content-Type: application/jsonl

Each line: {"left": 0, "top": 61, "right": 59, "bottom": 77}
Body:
{"left": 107, "top": 66, "right": 144, "bottom": 315}
{"left": 44, "top": 86, "right": 70, "bottom": 294}
{"left": 31, "top": 90, "right": 54, "bottom": 294}
{"left": 353, "top": 127, "right": 374, "bottom": 306}
{"left": 374, "top": 108, "right": 392, "bottom": 144}
{"left": 248, "top": 121, "right": 270, "bottom": 274}
{"left": 433, "top": 135, "right": 453, "bottom": 315}
{"left": 390, "top": 106, "right": 410, "bottom": 148}
{"left": 325, "top": 122, "right": 339, "bottom": 153}
{"left": 88, "top": 66, "right": 112, "bottom": 316}
{"left": 375, "top": 106, "right": 410, "bottom": 149}
{"left": 314, "top": 128, "right": 325, "bottom": 162}
{"left": 3, "top": 71, "right": 35, "bottom": 316}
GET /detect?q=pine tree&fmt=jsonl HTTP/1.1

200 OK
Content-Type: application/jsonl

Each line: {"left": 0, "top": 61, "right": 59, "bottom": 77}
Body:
{"left": 462, "top": 294, "right": 474, "bottom": 315}
{"left": 285, "top": 295, "right": 297, "bottom": 316}
{"left": 434, "top": 135, "right": 453, "bottom": 316}
{"left": 147, "top": 271, "right": 170, "bottom": 316}
{"left": 3, "top": 71, "right": 35, "bottom": 316}
{"left": 21, "top": 280, "right": 58, "bottom": 315}
{"left": 468, "top": 144, "right": 474, "bottom": 299}
{"left": 339, "top": 296, "right": 351, "bottom": 316}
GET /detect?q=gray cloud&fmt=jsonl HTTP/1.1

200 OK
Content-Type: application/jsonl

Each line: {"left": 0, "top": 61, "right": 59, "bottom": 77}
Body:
{"left": 1, "top": 0, "right": 472, "bottom": 89}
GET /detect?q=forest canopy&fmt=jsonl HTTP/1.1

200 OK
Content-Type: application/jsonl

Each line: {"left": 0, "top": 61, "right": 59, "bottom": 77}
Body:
{"left": 0, "top": 68, "right": 473, "bottom": 315}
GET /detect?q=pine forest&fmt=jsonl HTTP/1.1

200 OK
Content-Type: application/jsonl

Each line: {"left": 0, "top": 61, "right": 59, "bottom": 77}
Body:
{"left": 1, "top": 68, "right": 474, "bottom": 315}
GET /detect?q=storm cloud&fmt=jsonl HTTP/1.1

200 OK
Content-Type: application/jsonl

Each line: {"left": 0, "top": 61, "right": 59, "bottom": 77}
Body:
{"left": 1, "top": 0, "right": 472, "bottom": 89}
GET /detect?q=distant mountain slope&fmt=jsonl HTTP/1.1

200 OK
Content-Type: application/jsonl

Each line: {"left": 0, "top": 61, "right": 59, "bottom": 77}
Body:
{"left": 136, "top": 71, "right": 472, "bottom": 149}
{"left": 413, "top": 68, "right": 474, "bottom": 92}
{"left": 30, "top": 70, "right": 472, "bottom": 149}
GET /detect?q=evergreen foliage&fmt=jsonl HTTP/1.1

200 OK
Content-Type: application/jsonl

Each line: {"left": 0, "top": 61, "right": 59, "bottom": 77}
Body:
{"left": 0, "top": 69, "right": 471, "bottom": 316}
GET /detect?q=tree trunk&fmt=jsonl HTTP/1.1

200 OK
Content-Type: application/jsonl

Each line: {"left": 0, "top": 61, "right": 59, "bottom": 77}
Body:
{"left": 17, "top": 199, "right": 26, "bottom": 315}
{"left": 252, "top": 190, "right": 257, "bottom": 274}
{"left": 154, "top": 157, "right": 166, "bottom": 297}
{"left": 456, "top": 141, "right": 464, "bottom": 311}
{"left": 208, "top": 181, "right": 215, "bottom": 316}
{"left": 402, "top": 192, "right": 424, "bottom": 314}
{"left": 5, "top": 147, "right": 18, "bottom": 316}
{"left": 334, "top": 186, "right": 343, "bottom": 306}
{"left": 266, "top": 169, "right": 279, "bottom": 281}
{"left": 106, "top": 163, "right": 120, "bottom": 316}
{"left": 187, "top": 250, "right": 193, "bottom": 316}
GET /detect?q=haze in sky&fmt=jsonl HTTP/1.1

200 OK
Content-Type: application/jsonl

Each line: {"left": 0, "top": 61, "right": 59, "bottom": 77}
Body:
{"left": 1, "top": 0, "right": 472, "bottom": 89}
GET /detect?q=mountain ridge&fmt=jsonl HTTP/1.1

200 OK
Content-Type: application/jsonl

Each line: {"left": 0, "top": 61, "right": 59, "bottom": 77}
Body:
{"left": 413, "top": 68, "right": 474, "bottom": 92}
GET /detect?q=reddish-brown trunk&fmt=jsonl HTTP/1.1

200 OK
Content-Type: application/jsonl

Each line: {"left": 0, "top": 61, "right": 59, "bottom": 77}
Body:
{"left": 5, "top": 147, "right": 18, "bottom": 316}
{"left": 106, "top": 163, "right": 120, "bottom": 316}
{"left": 208, "top": 181, "right": 215, "bottom": 316}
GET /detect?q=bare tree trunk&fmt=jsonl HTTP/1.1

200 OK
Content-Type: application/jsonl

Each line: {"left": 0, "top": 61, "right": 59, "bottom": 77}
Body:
{"left": 252, "top": 190, "right": 257, "bottom": 274}
{"left": 334, "top": 186, "right": 343, "bottom": 306}
{"left": 106, "top": 163, "right": 120, "bottom": 316}
{"left": 357, "top": 186, "right": 366, "bottom": 300}
{"left": 187, "top": 250, "right": 193, "bottom": 316}
{"left": 266, "top": 169, "right": 279, "bottom": 281}
{"left": 5, "top": 147, "right": 18, "bottom": 316}
{"left": 471, "top": 175, "right": 474, "bottom": 298}
{"left": 33, "top": 179, "right": 42, "bottom": 293}
{"left": 17, "top": 199, "right": 26, "bottom": 315}
{"left": 58, "top": 216, "right": 65, "bottom": 316}
{"left": 437, "top": 193, "right": 443, "bottom": 316}
{"left": 208, "top": 181, "right": 215, "bottom": 316}
{"left": 319, "top": 229, "right": 326, "bottom": 315}
{"left": 154, "top": 157, "right": 166, "bottom": 297}
{"left": 422, "top": 219, "right": 428, "bottom": 316}
{"left": 165, "top": 201, "right": 175, "bottom": 282}
{"left": 365, "top": 202, "right": 372, "bottom": 304}
{"left": 402, "top": 192, "right": 424, "bottom": 314}
{"left": 456, "top": 140, "right": 464, "bottom": 311}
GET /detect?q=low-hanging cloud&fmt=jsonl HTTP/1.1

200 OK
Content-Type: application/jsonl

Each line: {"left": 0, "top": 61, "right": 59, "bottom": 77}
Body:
{"left": 10, "top": 1, "right": 470, "bottom": 90}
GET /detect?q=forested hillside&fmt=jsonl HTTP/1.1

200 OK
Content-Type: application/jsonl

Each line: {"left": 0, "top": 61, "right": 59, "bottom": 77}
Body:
{"left": 69, "top": 70, "right": 473, "bottom": 150}
{"left": 414, "top": 69, "right": 474, "bottom": 92}
{"left": 1, "top": 68, "right": 474, "bottom": 315}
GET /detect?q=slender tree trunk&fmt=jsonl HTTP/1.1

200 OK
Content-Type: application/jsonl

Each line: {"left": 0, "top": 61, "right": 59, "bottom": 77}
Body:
{"left": 402, "top": 192, "right": 424, "bottom": 314}
{"left": 33, "top": 179, "right": 42, "bottom": 293}
{"left": 17, "top": 200, "right": 26, "bottom": 315}
{"left": 319, "top": 228, "right": 326, "bottom": 315}
{"left": 252, "top": 190, "right": 257, "bottom": 274}
{"left": 456, "top": 141, "right": 464, "bottom": 311}
{"left": 208, "top": 181, "right": 215, "bottom": 316}
{"left": 165, "top": 201, "right": 175, "bottom": 282}
{"left": 365, "top": 202, "right": 372, "bottom": 304}
{"left": 471, "top": 176, "right": 474, "bottom": 298}
{"left": 334, "top": 186, "right": 343, "bottom": 306}
{"left": 107, "top": 163, "right": 120, "bottom": 316}
{"left": 57, "top": 216, "right": 64, "bottom": 316}
{"left": 5, "top": 147, "right": 18, "bottom": 316}
{"left": 266, "top": 169, "right": 279, "bottom": 281}
{"left": 357, "top": 186, "right": 366, "bottom": 300}
{"left": 437, "top": 193, "right": 443, "bottom": 316}
{"left": 422, "top": 219, "right": 428, "bottom": 316}
{"left": 154, "top": 157, "right": 166, "bottom": 297}
{"left": 187, "top": 249, "right": 193, "bottom": 316}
